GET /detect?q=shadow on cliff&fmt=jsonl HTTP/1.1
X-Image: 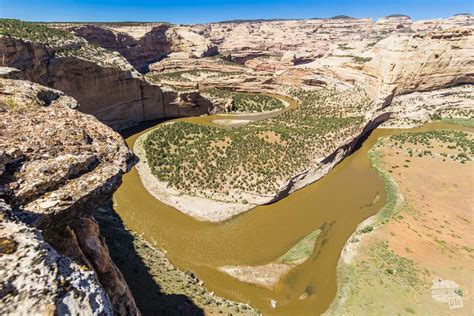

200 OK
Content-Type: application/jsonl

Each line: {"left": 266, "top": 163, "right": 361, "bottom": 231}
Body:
{"left": 120, "top": 118, "right": 176, "bottom": 139}
{"left": 94, "top": 204, "right": 205, "bottom": 316}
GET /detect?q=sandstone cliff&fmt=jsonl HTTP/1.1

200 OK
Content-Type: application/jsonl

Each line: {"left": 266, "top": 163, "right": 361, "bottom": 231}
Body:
{"left": 0, "top": 75, "right": 139, "bottom": 314}
{"left": 71, "top": 24, "right": 172, "bottom": 73}
{"left": 365, "top": 28, "right": 474, "bottom": 106}
{"left": 71, "top": 23, "right": 218, "bottom": 73}
{"left": 51, "top": 15, "right": 474, "bottom": 116}
{"left": 280, "top": 26, "right": 473, "bottom": 107}
{"left": 0, "top": 20, "right": 210, "bottom": 130}
{"left": 0, "top": 199, "right": 112, "bottom": 315}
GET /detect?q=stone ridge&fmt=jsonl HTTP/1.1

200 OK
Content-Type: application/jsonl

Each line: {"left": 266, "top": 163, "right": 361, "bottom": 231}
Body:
{"left": 0, "top": 76, "right": 139, "bottom": 314}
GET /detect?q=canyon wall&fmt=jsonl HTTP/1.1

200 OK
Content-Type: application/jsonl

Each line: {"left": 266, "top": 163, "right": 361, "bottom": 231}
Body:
{"left": 71, "top": 24, "right": 171, "bottom": 73}
{"left": 0, "top": 76, "right": 139, "bottom": 314}
{"left": 0, "top": 36, "right": 208, "bottom": 130}
{"left": 50, "top": 14, "right": 473, "bottom": 114}
{"left": 1, "top": 16, "right": 472, "bottom": 314}
{"left": 273, "top": 23, "right": 473, "bottom": 107}
{"left": 72, "top": 24, "right": 218, "bottom": 73}
{"left": 365, "top": 28, "right": 474, "bottom": 106}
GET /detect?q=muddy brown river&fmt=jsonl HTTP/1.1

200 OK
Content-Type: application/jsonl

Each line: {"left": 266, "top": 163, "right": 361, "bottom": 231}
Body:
{"left": 113, "top": 105, "right": 469, "bottom": 315}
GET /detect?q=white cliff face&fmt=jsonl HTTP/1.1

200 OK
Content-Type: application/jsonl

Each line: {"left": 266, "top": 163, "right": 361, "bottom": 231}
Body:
{"left": 166, "top": 26, "right": 218, "bottom": 58}
{"left": 365, "top": 28, "right": 474, "bottom": 106}
{"left": 63, "top": 15, "right": 473, "bottom": 109}
{"left": 277, "top": 24, "right": 473, "bottom": 107}
{"left": 381, "top": 85, "right": 474, "bottom": 128}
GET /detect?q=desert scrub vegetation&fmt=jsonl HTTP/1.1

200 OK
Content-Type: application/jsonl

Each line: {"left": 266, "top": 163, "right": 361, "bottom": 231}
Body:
{"left": 144, "top": 88, "right": 367, "bottom": 202}
{"left": 431, "top": 112, "right": 474, "bottom": 128}
{"left": 149, "top": 69, "right": 244, "bottom": 83}
{"left": 202, "top": 89, "right": 285, "bottom": 113}
{"left": 352, "top": 56, "right": 372, "bottom": 63}
{"left": 0, "top": 19, "right": 133, "bottom": 72}
{"left": 0, "top": 19, "right": 75, "bottom": 46}
{"left": 440, "top": 118, "right": 474, "bottom": 128}
{"left": 334, "top": 54, "right": 372, "bottom": 63}
{"left": 368, "top": 130, "right": 473, "bottom": 220}
{"left": 369, "top": 241, "right": 423, "bottom": 288}
{"left": 390, "top": 130, "right": 473, "bottom": 163}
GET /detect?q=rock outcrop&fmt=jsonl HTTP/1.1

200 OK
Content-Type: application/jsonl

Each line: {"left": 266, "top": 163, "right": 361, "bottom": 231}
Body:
{"left": 166, "top": 26, "right": 219, "bottom": 58}
{"left": 0, "top": 36, "right": 166, "bottom": 130}
{"left": 280, "top": 26, "right": 473, "bottom": 107}
{"left": 43, "top": 15, "right": 473, "bottom": 121}
{"left": 0, "top": 76, "right": 139, "bottom": 314}
{"left": 0, "top": 199, "right": 112, "bottom": 315}
{"left": 1, "top": 15, "right": 472, "bottom": 315}
{"left": 71, "top": 23, "right": 218, "bottom": 73}
{"left": 72, "top": 24, "right": 172, "bottom": 73}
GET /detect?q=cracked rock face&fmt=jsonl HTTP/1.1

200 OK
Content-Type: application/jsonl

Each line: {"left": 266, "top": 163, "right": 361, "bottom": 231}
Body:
{"left": 0, "top": 199, "right": 112, "bottom": 315}
{"left": 0, "top": 77, "right": 133, "bottom": 224}
{"left": 0, "top": 76, "right": 139, "bottom": 314}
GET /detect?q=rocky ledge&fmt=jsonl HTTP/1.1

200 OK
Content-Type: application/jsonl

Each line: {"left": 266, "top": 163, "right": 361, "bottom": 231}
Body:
{"left": 0, "top": 75, "right": 139, "bottom": 314}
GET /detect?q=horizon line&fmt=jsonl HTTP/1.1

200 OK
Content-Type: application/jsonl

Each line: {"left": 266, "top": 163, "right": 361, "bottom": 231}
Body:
{"left": 2, "top": 12, "right": 472, "bottom": 25}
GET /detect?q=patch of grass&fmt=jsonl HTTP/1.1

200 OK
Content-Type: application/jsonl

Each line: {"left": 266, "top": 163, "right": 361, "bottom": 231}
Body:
{"left": 277, "top": 229, "right": 321, "bottom": 263}
{"left": 455, "top": 288, "right": 464, "bottom": 297}
{"left": 338, "top": 43, "right": 353, "bottom": 50}
{"left": 405, "top": 307, "right": 416, "bottom": 314}
{"left": 370, "top": 241, "right": 421, "bottom": 288}
{"left": 368, "top": 140, "right": 401, "bottom": 222}
{"left": 440, "top": 118, "right": 474, "bottom": 128}
{"left": 359, "top": 225, "right": 374, "bottom": 234}
{"left": 353, "top": 56, "right": 372, "bottom": 63}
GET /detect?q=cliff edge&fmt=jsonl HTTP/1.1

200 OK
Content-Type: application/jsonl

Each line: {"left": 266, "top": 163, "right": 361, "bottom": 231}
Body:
{"left": 0, "top": 74, "right": 139, "bottom": 314}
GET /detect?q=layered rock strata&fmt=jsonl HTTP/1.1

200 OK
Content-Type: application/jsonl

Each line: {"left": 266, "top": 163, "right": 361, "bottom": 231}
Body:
{"left": 0, "top": 33, "right": 208, "bottom": 130}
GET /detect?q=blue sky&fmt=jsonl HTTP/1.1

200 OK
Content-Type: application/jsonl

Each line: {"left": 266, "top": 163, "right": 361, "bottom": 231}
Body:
{"left": 1, "top": 0, "right": 472, "bottom": 24}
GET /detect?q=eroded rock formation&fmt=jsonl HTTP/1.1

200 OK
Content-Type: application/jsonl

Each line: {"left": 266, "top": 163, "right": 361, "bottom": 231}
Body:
{"left": 72, "top": 24, "right": 172, "bottom": 73}
{"left": 0, "top": 76, "right": 139, "bottom": 314}
{"left": 0, "top": 200, "right": 113, "bottom": 315}
{"left": 365, "top": 28, "right": 474, "bottom": 106}
{"left": 71, "top": 23, "right": 218, "bottom": 73}
{"left": 1, "top": 14, "right": 472, "bottom": 314}
{"left": 0, "top": 32, "right": 208, "bottom": 130}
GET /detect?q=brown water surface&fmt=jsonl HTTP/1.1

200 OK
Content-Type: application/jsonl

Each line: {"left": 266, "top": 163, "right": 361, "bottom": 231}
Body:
{"left": 114, "top": 115, "right": 471, "bottom": 315}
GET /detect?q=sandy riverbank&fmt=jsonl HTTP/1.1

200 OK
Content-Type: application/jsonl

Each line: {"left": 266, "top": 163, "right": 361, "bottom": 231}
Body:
{"left": 324, "top": 125, "right": 474, "bottom": 315}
